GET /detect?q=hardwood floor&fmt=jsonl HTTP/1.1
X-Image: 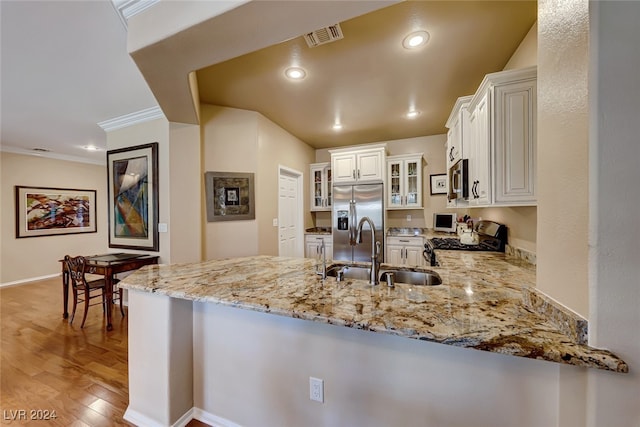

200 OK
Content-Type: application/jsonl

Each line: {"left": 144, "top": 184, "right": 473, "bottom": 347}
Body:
{"left": 0, "top": 277, "right": 208, "bottom": 427}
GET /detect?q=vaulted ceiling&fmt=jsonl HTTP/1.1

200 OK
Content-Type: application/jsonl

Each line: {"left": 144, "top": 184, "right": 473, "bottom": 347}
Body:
{"left": 1, "top": 1, "right": 536, "bottom": 164}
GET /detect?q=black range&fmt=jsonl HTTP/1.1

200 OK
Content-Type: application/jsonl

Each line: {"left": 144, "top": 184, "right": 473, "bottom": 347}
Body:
{"left": 423, "top": 220, "right": 507, "bottom": 266}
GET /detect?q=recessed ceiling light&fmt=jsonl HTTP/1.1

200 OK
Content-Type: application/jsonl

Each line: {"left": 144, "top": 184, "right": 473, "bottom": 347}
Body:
{"left": 332, "top": 123, "right": 343, "bottom": 131}
{"left": 84, "top": 145, "right": 99, "bottom": 151}
{"left": 403, "top": 31, "right": 430, "bottom": 49}
{"left": 406, "top": 110, "right": 421, "bottom": 119}
{"left": 285, "top": 67, "right": 306, "bottom": 80}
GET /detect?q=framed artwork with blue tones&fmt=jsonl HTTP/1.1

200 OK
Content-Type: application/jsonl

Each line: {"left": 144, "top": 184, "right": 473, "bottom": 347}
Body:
{"left": 107, "top": 142, "right": 159, "bottom": 251}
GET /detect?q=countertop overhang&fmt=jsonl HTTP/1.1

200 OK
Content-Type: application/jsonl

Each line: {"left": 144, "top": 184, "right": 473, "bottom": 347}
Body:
{"left": 119, "top": 255, "right": 628, "bottom": 373}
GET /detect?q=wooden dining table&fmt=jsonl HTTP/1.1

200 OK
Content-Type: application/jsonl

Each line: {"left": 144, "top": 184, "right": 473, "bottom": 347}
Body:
{"left": 60, "top": 253, "right": 159, "bottom": 330}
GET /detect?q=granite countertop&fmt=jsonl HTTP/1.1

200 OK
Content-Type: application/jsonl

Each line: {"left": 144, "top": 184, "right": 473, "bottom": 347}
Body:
{"left": 119, "top": 254, "right": 628, "bottom": 373}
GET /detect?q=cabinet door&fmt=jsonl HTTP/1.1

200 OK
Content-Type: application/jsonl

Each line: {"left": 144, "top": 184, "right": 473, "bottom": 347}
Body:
{"left": 386, "top": 245, "right": 403, "bottom": 266}
{"left": 387, "top": 160, "right": 403, "bottom": 207}
{"left": 305, "top": 241, "right": 319, "bottom": 258}
{"left": 324, "top": 242, "right": 333, "bottom": 261}
{"left": 470, "top": 92, "right": 491, "bottom": 206}
{"left": 493, "top": 80, "right": 536, "bottom": 204}
{"left": 405, "top": 246, "right": 423, "bottom": 267}
{"left": 404, "top": 158, "right": 421, "bottom": 208}
{"left": 357, "top": 150, "right": 383, "bottom": 182}
{"left": 310, "top": 166, "right": 325, "bottom": 211}
{"left": 325, "top": 167, "right": 332, "bottom": 209}
{"left": 332, "top": 154, "right": 356, "bottom": 184}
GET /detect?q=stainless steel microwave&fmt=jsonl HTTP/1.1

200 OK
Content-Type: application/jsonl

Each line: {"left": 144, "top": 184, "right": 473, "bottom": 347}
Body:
{"left": 448, "top": 159, "right": 468, "bottom": 201}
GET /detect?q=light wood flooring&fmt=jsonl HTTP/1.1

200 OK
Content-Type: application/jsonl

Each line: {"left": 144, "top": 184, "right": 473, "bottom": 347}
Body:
{"left": 1, "top": 277, "right": 208, "bottom": 426}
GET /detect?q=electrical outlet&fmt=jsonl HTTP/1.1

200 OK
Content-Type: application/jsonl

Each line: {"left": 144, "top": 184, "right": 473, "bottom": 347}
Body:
{"left": 309, "top": 377, "right": 324, "bottom": 403}
{"left": 406, "top": 214, "right": 412, "bottom": 222}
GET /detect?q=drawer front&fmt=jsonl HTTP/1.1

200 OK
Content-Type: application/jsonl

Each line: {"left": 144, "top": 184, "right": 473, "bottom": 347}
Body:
{"left": 386, "top": 236, "right": 424, "bottom": 247}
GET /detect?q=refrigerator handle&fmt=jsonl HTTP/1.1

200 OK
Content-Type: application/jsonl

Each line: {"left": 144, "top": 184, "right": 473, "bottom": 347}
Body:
{"left": 349, "top": 200, "right": 356, "bottom": 246}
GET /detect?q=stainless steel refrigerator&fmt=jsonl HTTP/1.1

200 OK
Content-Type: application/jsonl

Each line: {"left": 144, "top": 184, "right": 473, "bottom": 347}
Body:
{"left": 332, "top": 183, "right": 384, "bottom": 263}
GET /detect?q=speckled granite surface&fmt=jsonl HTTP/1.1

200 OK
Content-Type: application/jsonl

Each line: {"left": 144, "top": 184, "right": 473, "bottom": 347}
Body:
{"left": 119, "top": 254, "right": 628, "bottom": 373}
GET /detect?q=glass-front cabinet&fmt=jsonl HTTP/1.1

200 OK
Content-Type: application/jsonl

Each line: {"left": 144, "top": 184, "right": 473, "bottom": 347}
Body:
{"left": 310, "top": 162, "right": 332, "bottom": 211}
{"left": 386, "top": 154, "right": 423, "bottom": 209}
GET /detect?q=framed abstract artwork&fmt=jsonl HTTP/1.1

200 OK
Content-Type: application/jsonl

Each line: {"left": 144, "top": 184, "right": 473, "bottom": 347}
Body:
{"left": 204, "top": 171, "right": 255, "bottom": 222}
{"left": 107, "top": 142, "right": 159, "bottom": 251}
{"left": 15, "top": 186, "right": 97, "bottom": 238}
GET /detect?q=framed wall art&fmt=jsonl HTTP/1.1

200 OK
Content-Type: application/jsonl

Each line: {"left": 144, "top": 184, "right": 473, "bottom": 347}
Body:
{"left": 430, "top": 173, "right": 448, "bottom": 195}
{"left": 107, "top": 142, "right": 159, "bottom": 251}
{"left": 15, "top": 186, "right": 97, "bottom": 238}
{"left": 204, "top": 171, "right": 255, "bottom": 222}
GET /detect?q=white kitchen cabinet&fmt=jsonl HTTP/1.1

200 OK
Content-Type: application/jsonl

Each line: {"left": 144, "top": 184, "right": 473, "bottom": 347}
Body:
{"left": 466, "top": 66, "right": 537, "bottom": 207}
{"left": 305, "top": 234, "right": 332, "bottom": 260}
{"left": 387, "top": 154, "right": 423, "bottom": 209}
{"left": 445, "top": 96, "right": 473, "bottom": 208}
{"left": 310, "top": 163, "right": 332, "bottom": 211}
{"left": 330, "top": 146, "right": 385, "bottom": 185}
{"left": 468, "top": 90, "right": 491, "bottom": 206}
{"left": 385, "top": 236, "right": 424, "bottom": 267}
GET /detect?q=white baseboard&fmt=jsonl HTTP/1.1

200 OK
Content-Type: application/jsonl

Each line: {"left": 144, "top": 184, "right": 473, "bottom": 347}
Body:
{"left": 124, "top": 406, "right": 241, "bottom": 427}
{"left": 192, "top": 408, "right": 242, "bottom": 427}
{"left": 0, "top": 273, "right": 60, "bottom": 288}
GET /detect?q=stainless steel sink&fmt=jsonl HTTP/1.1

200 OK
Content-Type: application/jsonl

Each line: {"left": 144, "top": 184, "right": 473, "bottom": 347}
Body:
{"left": 326, "top": 265, "right": 442, "bottom": 286}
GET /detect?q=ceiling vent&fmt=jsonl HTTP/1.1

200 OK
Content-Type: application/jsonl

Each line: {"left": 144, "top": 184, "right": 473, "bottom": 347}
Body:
{"left": 303, "top": 24, "right": 344, "bottom": 48}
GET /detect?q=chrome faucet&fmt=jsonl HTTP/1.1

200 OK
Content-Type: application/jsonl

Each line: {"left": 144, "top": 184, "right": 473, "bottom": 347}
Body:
{"left": 356, "top": 216, "right": 380, "bottom": 285}
{"left": 315, "top": 239, "right": 327, "bottom": 279}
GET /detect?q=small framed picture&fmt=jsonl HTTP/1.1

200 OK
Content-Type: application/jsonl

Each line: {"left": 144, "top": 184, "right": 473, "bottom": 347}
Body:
{"left": 204, "top": 171, "right": 255, "bottom": 222}
{"left": 430, "top": 174, "right": 447, "bottom": 195}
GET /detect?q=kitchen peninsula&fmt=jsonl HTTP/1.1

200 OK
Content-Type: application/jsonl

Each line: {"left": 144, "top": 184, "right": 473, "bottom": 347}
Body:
{"left": 120, "top": 253, "right": 627, "bottom": 427}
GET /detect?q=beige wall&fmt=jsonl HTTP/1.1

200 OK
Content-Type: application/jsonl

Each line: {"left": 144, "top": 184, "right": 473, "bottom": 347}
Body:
{"left": 201, "top": 104, "right": 314, "bottom": 259}
{"left": 169, "top": 122, "right": 202, "bottom": 263}
{"left": 0, "top": 152, "right": 108, "bottom": 284}
{"left": 256, "top": 114, "right": 315, "bottom": 256}
{"left": 537, "top": 0, "right": 590, "bottom": 317}
{"left": 106, "top": 118, "right": 172, "bottom": 263}
{"left": 504, "top": 21, "right": 538, "bottom": 71}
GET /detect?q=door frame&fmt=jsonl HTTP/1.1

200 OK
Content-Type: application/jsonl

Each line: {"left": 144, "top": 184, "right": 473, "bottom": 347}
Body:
{"left": 278, "top": 165, "right": 304, "bottom": 257}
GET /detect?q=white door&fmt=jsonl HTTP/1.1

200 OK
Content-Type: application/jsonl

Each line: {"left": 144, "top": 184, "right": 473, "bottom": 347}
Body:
{"left": 278, "top": 167, "right": 303, "bottom": 257}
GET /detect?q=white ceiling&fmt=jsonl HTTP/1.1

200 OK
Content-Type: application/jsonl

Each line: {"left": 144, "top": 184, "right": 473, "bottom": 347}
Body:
{"left": 1, "top": 1, "right": 535, "bottom": 165}
{"left": 0, "top": 0, "right": 158, "bottom": 165}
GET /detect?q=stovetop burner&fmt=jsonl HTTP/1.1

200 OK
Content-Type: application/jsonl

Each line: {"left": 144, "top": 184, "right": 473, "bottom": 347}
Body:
{"left": 429, "top": 237, "right": 501, "bottom": 252}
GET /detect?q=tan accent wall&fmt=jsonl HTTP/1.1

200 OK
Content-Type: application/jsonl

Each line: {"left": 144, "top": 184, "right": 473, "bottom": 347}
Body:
{"left": 256, "top": 115, "right": 315, "bottom": 256}
{"left": 201, "top": 104, "right": 314, "bottom": 259}
{"left": 0, "top": 152, "right": 108, "bottom": 284}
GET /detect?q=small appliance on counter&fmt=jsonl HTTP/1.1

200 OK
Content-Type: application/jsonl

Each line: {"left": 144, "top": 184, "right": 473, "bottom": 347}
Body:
{"left": 423, "top": 220, "right": 508, "bottom": 266}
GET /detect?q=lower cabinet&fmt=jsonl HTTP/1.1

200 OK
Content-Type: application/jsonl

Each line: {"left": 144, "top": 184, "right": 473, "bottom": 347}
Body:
{"left": 305, "top": 234, "right": 333, "bottom": 261}
{"left": 385, "top": 236, "right": 424, "bottom": 267}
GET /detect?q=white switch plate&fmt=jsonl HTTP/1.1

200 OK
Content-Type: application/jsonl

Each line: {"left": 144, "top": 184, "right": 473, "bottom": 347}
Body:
{"left": 272, "top": 218, "right": 278, "bottom": 227}
{"left": 406, "top": 215, "right": 411, "bottom": 222}
{"left": 158, "top": 223, "right": 168, "bottom": 232}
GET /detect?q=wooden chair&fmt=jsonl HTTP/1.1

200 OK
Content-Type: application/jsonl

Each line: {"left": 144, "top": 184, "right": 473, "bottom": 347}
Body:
{"left": 64, "top": 255, "right": 107, "bottom": 328}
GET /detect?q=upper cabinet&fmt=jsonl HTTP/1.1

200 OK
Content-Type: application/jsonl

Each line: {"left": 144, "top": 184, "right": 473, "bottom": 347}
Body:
{"left": 310, "top": 162, "right": 332, "bottom": 211}
{"left": 387, "top": 154, "right": 423, "bottom": 209}
{"left": 458, "top": 66, "right": 537, "bottom": 207}
{"left": 330, "top": 146, "right": 385, "bottom": 185}
{"left": 445, "top": 96, "right": 473, "bottom": 169}
{"left": 445, "top": 96, "right": 473, "bottom": 208}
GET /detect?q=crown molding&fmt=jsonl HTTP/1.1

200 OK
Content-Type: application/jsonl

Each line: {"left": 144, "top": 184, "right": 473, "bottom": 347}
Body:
{"left": 111, "top": 0, "right": 160, "bottom": 29}
{"left": 0, "top": 145, "right": 105, "bottom": 166}
{"left": 97, "top": 106, "right": 165, "bottom": 132}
